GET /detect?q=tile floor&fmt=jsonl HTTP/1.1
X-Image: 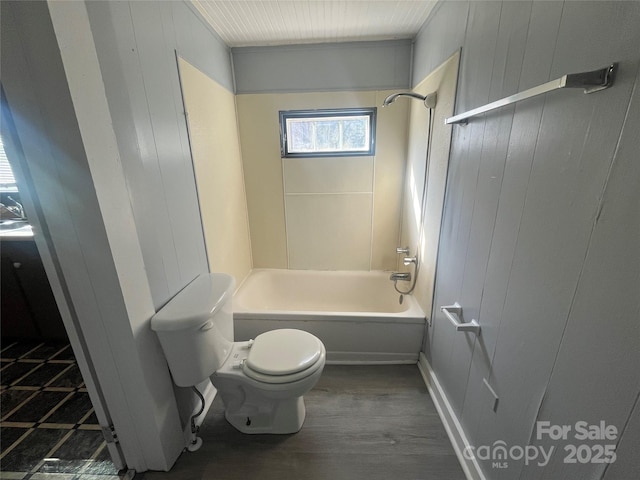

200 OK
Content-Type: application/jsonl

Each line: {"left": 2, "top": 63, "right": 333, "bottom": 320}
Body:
{"left": 1, "top": 341, "right": 126, "bottom": 480}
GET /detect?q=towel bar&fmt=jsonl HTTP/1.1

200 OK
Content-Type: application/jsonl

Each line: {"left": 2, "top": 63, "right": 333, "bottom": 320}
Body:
{"left": 445, "top": 64, "right": 616, "bottom": 125}
{"left": 440, "top": 303, "right": 481, "bottom": 335}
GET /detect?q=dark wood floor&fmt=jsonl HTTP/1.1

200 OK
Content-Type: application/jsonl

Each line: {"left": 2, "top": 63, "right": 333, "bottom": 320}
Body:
{"left": 139, "top": 365, "right": 466, "bottom": 480}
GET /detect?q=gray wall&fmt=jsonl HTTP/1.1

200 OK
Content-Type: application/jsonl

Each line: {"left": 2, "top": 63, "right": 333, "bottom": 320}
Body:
{"left": 1, "top": 0, "right": 188, "bottom": 470}
{"left": 85, "top": 0, "right": 233, "bottom": 309}
{"left": 232, "top": 40, "right": 412, "bottom": 93}
{"left": 416, "top": 1, "right": 640, "bottom": 479}
{"left": 3, "top": 1, "right": 237, "bottom": 467}
{"left": 83, "top": 0, "right": 237, "bottom": 447}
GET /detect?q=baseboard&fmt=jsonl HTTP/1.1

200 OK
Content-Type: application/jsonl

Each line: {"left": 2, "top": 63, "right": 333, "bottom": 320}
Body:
{"left": 417, "top": 353, "right": 486, "bottom": 480}
{"left": 327, "top": 351, "right": 419, "bottom": 365}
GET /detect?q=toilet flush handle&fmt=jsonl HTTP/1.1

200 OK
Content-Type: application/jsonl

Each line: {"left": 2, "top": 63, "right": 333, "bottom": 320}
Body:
{"left": 200, "top": 321, "right": 214, "bottom": 331}
{"left": 232, "top": 359, "right": 245, "bottom": 369}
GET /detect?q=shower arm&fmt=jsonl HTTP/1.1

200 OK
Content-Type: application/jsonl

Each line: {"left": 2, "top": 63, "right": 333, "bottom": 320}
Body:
{"left": 382, "top": 91, "right": 437, "bottom": 109}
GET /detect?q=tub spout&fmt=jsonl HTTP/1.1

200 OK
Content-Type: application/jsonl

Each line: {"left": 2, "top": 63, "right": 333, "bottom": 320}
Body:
{"left": 390, "top": 272, "right": 411, "bottom": 282}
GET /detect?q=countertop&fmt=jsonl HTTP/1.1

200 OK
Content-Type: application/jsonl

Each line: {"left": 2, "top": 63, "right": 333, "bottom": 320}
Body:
{"left": 0, "top": 221, "right": 34, "bottom": 241}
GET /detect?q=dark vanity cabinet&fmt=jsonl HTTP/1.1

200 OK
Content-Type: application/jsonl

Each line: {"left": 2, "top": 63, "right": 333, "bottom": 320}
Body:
{"left": 1, "top": 240, "right": 67, "bottom": 340}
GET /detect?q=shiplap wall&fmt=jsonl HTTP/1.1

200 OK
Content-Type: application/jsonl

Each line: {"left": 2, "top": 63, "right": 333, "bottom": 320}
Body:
{"left": 417, "top": 1, "right": 640, "bottom": 479}
{"left": 81, "top": 0, "right": 238, "bottom": 456}
{"left": 85, "top": 1, "right": 233, "bottom": 310}
{"left": 1, "top": 1, "right": 198, "bottom": 470}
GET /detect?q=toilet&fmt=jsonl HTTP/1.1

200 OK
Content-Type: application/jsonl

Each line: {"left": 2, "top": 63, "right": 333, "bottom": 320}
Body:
{"left": 150, "top": 272, "right": 326, "bottom": 435}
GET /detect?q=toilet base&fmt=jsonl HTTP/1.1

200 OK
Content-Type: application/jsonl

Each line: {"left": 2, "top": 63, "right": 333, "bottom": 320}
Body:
{"left": 225, "top": 396, "right": 306, "bottom": 434}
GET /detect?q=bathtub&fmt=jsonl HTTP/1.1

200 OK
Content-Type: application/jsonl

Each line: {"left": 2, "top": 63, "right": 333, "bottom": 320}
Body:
{"left": 233, "top": 269, "right": 426, "bottom": 364}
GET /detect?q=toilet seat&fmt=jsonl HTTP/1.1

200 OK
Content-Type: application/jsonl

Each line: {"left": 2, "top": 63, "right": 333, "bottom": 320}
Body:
{"left": 242, "top": 329, "right": 325, "bottom": 384}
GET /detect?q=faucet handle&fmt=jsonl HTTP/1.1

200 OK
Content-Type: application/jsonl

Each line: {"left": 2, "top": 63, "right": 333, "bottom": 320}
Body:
{"left": 403, "top": 256, "right": 418, "bottom": 266}
{"left": 396, "top": 246, "right": 410, "bottom": 255}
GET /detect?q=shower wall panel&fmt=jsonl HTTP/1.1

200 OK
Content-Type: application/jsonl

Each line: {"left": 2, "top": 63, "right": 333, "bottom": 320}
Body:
{"left": 237, "top": 90, "right": 408, "bottom": 271}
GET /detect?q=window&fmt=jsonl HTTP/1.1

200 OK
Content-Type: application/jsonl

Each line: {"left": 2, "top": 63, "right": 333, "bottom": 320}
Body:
{"left": 279, "top": 108, "right": 376, "bottom": 158}
{"left": 0, "top": 134, "right": 18, "bottom": 193}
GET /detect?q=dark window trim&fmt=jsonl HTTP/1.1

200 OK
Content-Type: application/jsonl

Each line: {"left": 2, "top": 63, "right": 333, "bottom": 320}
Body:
{"left": 279, "top": 107, "right": 377, "bottom": 158}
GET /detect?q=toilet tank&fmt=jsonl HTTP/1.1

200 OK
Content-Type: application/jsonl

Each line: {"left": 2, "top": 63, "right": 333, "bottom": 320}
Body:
{"left": 151, "top": 273, "right": 236, "bottom": 387}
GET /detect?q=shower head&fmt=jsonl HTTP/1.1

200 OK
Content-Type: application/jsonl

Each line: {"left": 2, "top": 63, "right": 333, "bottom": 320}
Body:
{"left": 382, "top": 91, "right": 437, "bottom": 109}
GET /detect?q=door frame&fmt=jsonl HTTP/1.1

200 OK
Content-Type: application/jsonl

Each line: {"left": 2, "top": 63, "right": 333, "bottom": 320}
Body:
{"left": 1, "top": 0, "right": 186, "bottom": 472}
{"left": 1, "top": 86, "right": 127, "bottom": 470}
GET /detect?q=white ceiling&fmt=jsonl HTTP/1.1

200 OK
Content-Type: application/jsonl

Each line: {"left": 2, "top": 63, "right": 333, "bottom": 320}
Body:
{"left": 191, "top": 0, "right": 437, "bottom": 47}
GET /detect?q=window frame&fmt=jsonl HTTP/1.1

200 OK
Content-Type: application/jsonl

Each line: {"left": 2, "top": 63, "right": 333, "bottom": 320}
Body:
{"left": 0, "top": 133, "right": 18, "bottom": 193}
{"left": 279, "top": 107, "right": 377, "bottom": 158}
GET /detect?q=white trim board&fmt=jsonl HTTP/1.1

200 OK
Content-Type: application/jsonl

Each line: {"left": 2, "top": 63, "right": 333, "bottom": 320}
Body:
{"left": 417, "top": 353, "right": 486, "bottom": 480}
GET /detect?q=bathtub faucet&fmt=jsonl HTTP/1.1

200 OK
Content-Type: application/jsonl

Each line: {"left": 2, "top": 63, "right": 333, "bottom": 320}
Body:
{"left": 390, "top": 272, "right": 411, "bottom": 282}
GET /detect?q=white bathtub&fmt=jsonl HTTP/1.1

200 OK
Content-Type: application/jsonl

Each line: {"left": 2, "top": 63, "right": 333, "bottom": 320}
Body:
{"left": 233, "top": 269, "right": 426, "bottom": 364}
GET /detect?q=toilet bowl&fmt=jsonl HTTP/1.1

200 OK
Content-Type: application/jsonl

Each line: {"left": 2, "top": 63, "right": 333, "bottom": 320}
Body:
{"left": 212, "top": 329, "right": 326, "bottom": 433}
{"left": 150, "top": 273, "right": 325, "bottom": 436}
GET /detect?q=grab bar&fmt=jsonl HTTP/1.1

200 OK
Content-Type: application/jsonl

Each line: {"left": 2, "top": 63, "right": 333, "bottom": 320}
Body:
{"left": 440, "top": 303, "right": 481, "bottom": 335}
{"left": 445, "top": 64, "right": 616, "bottom": 125}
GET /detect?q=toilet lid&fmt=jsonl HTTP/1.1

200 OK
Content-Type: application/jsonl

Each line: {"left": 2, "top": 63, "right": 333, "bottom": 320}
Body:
{"left": 245, "top": 329, "right": 323, "bottom": 376}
